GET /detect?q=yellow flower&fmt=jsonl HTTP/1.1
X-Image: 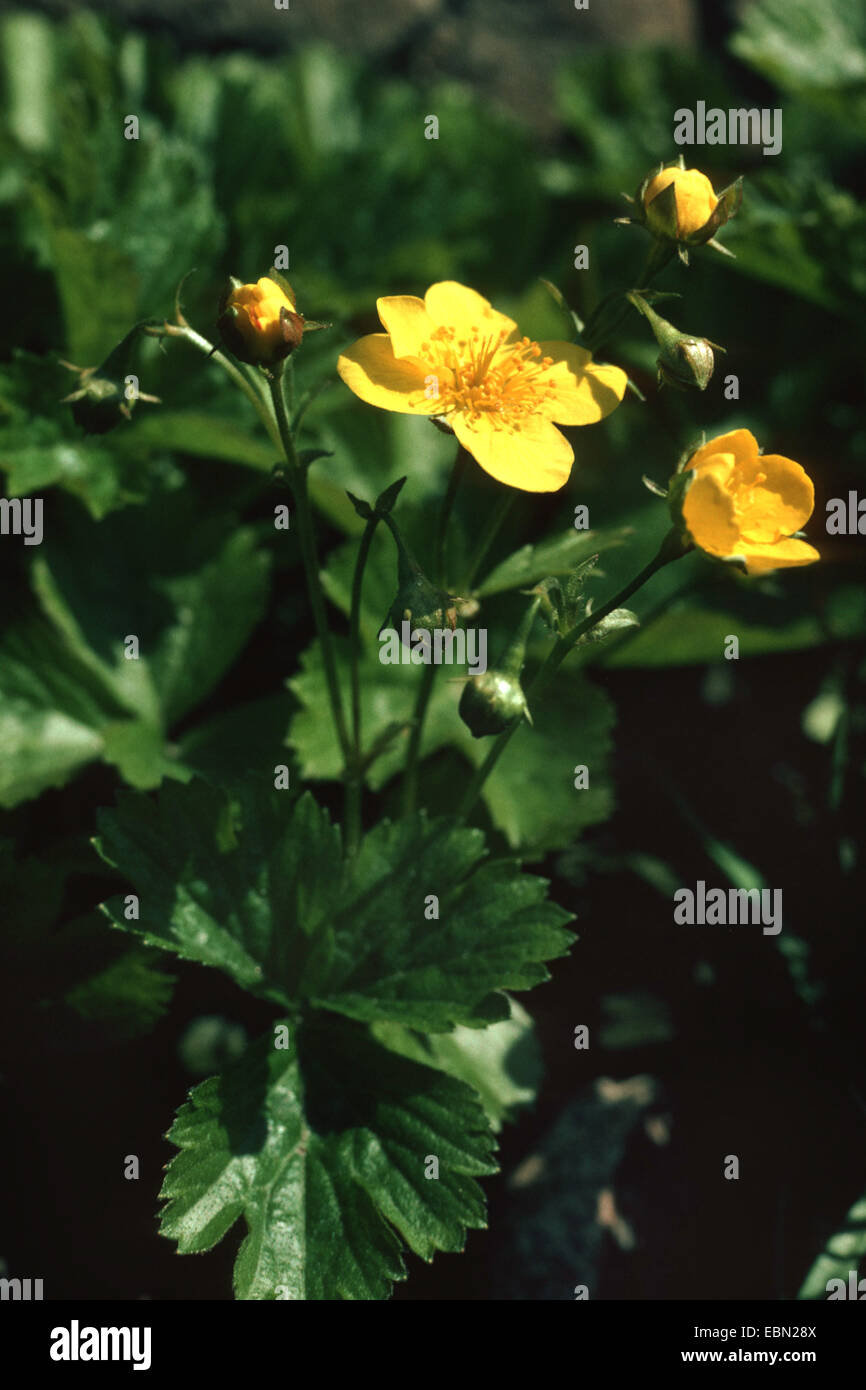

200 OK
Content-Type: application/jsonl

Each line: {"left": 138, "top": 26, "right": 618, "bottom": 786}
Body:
{"left": 217, "top": 275, "right": 304, "bottom": 367}
{"left": 643, "top": 167, "right": 718, "bottom": 240}
{"left": 676, "top": 429, "right": 819, "bottom": 574}
{"left": 336, "top": 281, "right": 627, "bottom": 492}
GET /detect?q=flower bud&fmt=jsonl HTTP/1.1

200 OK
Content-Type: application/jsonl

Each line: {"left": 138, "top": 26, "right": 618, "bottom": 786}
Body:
{"left": 384, "top": 519, "right": 457, "bottom": 636}
{"left": 627, "top": 292, "right": 722, "bottom": 392}
{"left": 60, "top": 324, "right": 159, "bottom": 434}
{"left": 387, "top": 568, "right": 457, "bottom": 635}
{"left": 459, "top": 669, "right": 530, "bottom": 738}
{"left": 658, "top": 337, "right": 716, "bottom": 392}
{"left": 217, "top": 274, "right": 305, "bottom": 368}
{"left": 458, "top": 596, "right": 538, "bottom": 739}
{"left": 643, "top": 167, "right": 718, "bottom": 241}
{"left": 619, "top": 160, "right": 742, "bottom": 262}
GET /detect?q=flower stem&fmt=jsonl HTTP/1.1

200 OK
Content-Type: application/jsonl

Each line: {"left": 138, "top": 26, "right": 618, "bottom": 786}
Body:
{"left": 401, "top": 442, "right": 469, "bottom": 813}
{"left": 269, "top": 367, "right": 352, "bottom": 772}
{"left": 343, "top": 512, "right": 382, "bottom": 857}
{"left": 434, "top": 444, "right": 469, "bottom": 585}
{"left": 583, "top": 241, "right": 675, "bottom": 354}
{"left": 402, "top": 662, "right": 438, "bottom": 816}
{"left": 349, "top": 516, "right": 379, "bottom": 755}
{"left": 145, "top": 321, "right": 281, "bottom": 451}
{"left": 462, "top": 490, "right": 515, "bottom": 592}
{"left": 457, "top": 530, "right": 687, "bottom": 819}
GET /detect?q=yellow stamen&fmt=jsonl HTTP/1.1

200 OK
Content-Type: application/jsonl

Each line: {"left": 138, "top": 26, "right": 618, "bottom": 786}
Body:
{"left": 411, "top": 327, "right": 559, "bottom": 424}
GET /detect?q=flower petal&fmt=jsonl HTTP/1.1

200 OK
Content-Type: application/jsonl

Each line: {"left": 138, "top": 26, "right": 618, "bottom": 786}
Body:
{"left": 686, "top": 428, "right": 758, "bottom": 473}
{"left": 452, "top": 411, "right": 573, "bottom": 492}
{"left": 681, "top": 460, "right": 740, "bottom": 555}
{"left": 536, "top": 343, "right": 628, "bottom": 425}
{"left": 376, "top": 296, "right": 435, "bottom": 359}
{"left": 424, "top": 281, "right": 517, "bottom": 339}
{"left": 738, "top": 537, "right": 821, "bottom": 574}
{"left": 738, "top": 454, "right": 815, "bottom": 543}
{"left": 336, "top": 335, "right": 441, "bottom": 415}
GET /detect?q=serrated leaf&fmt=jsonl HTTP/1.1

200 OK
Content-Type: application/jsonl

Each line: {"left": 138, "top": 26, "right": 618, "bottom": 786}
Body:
{"left": 160, "top": 1019, "right": 497, "bottom": 1299}
{"left": 0, "top": 492, "right": 271, "bottom": 805}
{"left": 95, "top": 782, "right": 574, "bottom": 1031}
{"left": 63, "top": 939, "right": 176, "bottom": 1040}
{"left": 477, "top": 526, "right": 629, "bottom": 597}
{"left": 0, "top": 841, "right": 175, "bottom": 1044}
{"left": 372, "top": 996, "right": 542, "bottom": 1132}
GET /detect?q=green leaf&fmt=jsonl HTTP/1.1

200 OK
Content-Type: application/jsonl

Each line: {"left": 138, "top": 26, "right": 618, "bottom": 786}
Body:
{"left": 0, "top": 842, "right": 175, "bottom": 1043}
{"left": 48, "top": 226, "right": 140, "bottom": 363}
{"left": 0, "top": 615, "right": 121, "bottom": 807}
{"left": 176, "top": 693, "right": 295, "bottom": 787}
{"left": 798, "top": 1192, "right": 866, "bottom": 1300}
{"left": 63, "top": 937, "right": 175, "bottom": 1041}
{"left": 477, "top": 526, "right": 630, "bottom": 598}
{"left": 301, "top": 392, "right": 454, "bottom": 535}
{"left": 95, "top": 783, "right": 574, "bottom": 1032}
{"left": 722, "top": 173, "right": 866, "bottom": 315}
{"left": 0, "top": 494, "right": 271, "bottom": 805}
{"left": 290, "top": 635, "right": 615, "bottom": 854}
{"left": 731, "top": 0, "right": 866, "bottom": 131}
{"left": 125, "top": 411, "right": 275, "bottom": 473}
{"left": 372, "top": 996, "right": 542, "bottom": 1132}
{"left": 604, "top": 586, "right": 866, "bottom": 667}
{"left": 0, "top": 354, "right": 156, "bottom": 520}
{"left": 160, "top": 1018, "right": 497, "bottom": 1299}
{"left": 462, "top": 675, "right": 616, "bottom": 854}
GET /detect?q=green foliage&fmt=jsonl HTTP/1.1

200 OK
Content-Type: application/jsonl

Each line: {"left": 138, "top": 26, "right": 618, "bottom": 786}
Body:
{"left": 0, "top": 491, "right": 270, "bottom": 805}
{"left": 93, "top": 780, "right": 571, "bottom": 1296}
{"left": 373, "top": 997, "right": 542, "bottom": 1133}
{"left": 160, "top": 1021, "right": 497, "bottom": 1300}
{"left": 798, "top": 1192, "right": 866, "bottom": 1300}
{"left": 731, "top": 0, "right": 866, "bottom": 134}
{"left": 0, "top": 838, "right": 174, "bottom": 1045}
{"left": 289, "top": 634, "right": 615, "bottom": 855}
{"left": 96, "top": 783, "right": 574, "bottom": 1032}
{"left": 2, "top": 3, "right": 864, "bottom": 1305}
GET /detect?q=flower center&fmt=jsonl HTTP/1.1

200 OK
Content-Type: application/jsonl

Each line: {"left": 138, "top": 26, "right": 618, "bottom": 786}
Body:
{"left": 727, "top": 463, "right": 781, "bottom": 540}
{"left": 414, "top": 325, "right": 557, "bottom": 423}
{"left": 729, "top": 464, "right": 767, "bottom": 514}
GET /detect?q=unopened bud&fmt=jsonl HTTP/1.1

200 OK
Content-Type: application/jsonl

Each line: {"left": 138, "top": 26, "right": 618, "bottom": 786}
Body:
{"left": 628, "top": 292, "right": 723, "bottom": 392}
{"left": 60, "top": 324, "right": 159, "bottom": 434}
{"left": 458, "top": 596, "right": 539, "bottom": 738}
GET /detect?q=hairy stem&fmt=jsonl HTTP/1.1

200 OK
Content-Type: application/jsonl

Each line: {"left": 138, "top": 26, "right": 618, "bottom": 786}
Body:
{"left": 270, "top": 368, "right": 352, "bottom": 774}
